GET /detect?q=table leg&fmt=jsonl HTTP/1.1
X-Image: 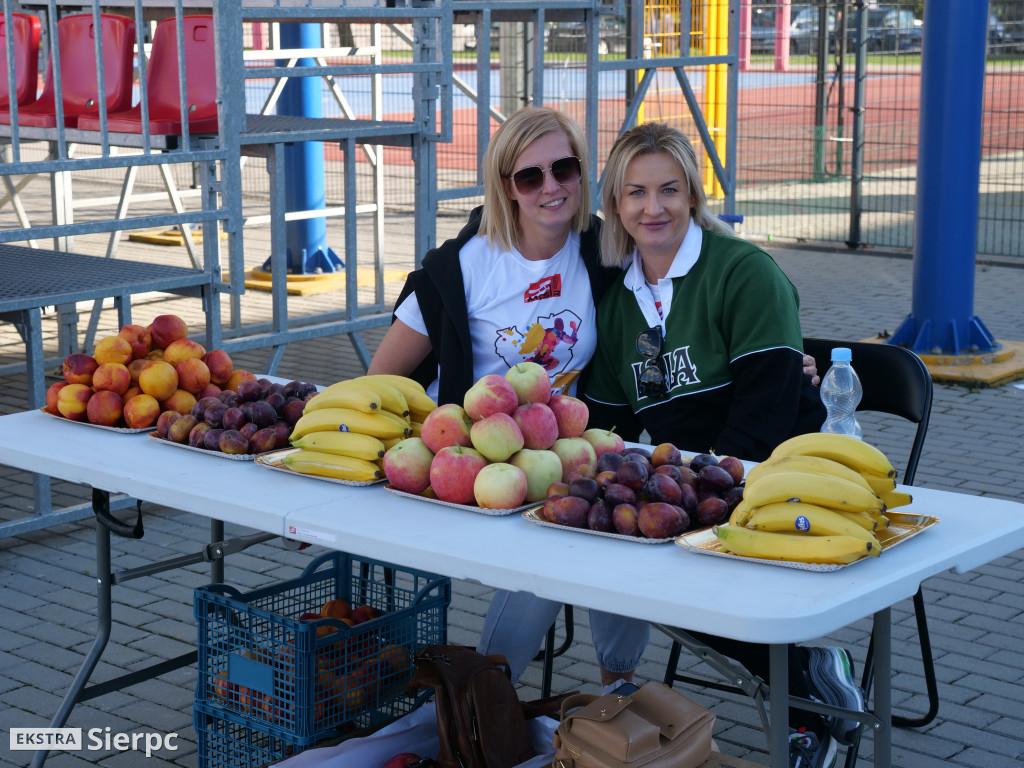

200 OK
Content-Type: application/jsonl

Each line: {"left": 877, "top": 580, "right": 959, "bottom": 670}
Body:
{"left": 769, "top": 643, "right": 789, "bottom": 768}
{"left": 31, "top": 517, "right": 113, "bottom": 768}
{"left": 874, "top": 608, "right": 892, "bottom": 768}
{"left": 23, "top": 307, "right": 53, "bottom": 517}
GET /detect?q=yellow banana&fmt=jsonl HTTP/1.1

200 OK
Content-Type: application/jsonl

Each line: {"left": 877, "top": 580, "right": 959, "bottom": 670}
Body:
{"left": 745, "top": 454, "right": 874, "bottom": 493}
{"left": 381, "top": 436, "right": 405, "bottom": 451}
{"left": 302, "top": 386, "right": 381, "bottom": 414}
{"left": 879, "top": 489, "right": 912, "bottom": 509}
{"left": 360, "top": 374, "right": 437, "bottom": 418}
{"left": 374, "top": 407, "right": 413, "bottom": 430}
{"left": 843, "top": 508, "right": 889, "bottom": 532}
{"left": 741, "top": 470, "right": 886, "bottom": 513}
{"left": 290, "top": 431, "right": 387, "bottom": 461}
{"left": 729, "top": 498, "right": 755, "bottom": 527}
{"left": 743, "top": 502, "right": 882, "bottom": 546}
{"left": 862, "top": 473, "right": 898, "bottom": 495}
{"left": 283, "top": 450, "right": 382, "bottom": 482}
{"left": 321, "top": 377, "right": 409, "bottom": 417}
{"left": 410, "top": 421, "right": 423, "bottom": 438}
{"left": 714, "top": 524, "right": 879, "bottom": 565}
{"left": 291, "top": 408, "right": 412, "bottom": 440}
{"left": 770, "top": 433, "right": 895, "bottom": 478}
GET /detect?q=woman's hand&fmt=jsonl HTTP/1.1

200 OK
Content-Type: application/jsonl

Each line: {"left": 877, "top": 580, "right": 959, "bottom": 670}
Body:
{"left": 803, "top": 354, "right": 820, "bottom": 387}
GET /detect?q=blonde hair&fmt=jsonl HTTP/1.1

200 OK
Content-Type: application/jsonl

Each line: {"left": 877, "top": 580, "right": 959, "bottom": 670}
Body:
{"left": 600, "top": 122, "right": 730, "bottom": 268}
{"left": 480, "top": 107, "right": 592, "bottom": 252}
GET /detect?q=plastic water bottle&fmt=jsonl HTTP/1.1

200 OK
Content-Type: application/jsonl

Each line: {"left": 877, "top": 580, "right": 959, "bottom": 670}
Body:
{"left": 820, "top": 347, "right": 863, "bottom": 439}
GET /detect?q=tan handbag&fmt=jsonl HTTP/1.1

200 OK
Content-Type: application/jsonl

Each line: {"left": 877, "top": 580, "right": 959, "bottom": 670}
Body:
{"left": 551, "top": 683, "right": 715, "bottom": 768}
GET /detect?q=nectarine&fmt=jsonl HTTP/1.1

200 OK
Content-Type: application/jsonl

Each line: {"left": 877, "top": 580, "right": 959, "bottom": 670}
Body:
{"left": 163, "top": 337, "right": 206, "bottom": 367}
{"left": 123, "top": 393, "right": 161, "bottom": 429}
{"left": 86, "top": 390, "right": 125, "bottom": 427}
{"left": 92, "top": 362, "right": 131, "bottom": 395}
{"left": 150, "top": 314, "right": 189, "bottom": 349}
{"left": 62, "top": 353, "right": 98, "bottom": 385}
{"left": 57, "top": 383, "right": 93, "bottom": 421}
{"left": 93, "top": 335, "right": 133, "bottom": 366}
{"left": 118, "top": 324, "right": 152, "bottom": 360}
{"left": 138, "top": 361, "right": 179, "bottom": 402}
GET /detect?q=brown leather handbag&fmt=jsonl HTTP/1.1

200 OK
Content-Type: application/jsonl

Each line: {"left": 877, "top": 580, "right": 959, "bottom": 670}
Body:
{"left": 551, "top": 683, "right": 715, "bottom": 768}
{"left": 406, "top": 645, "right": 539, "bottom": 768}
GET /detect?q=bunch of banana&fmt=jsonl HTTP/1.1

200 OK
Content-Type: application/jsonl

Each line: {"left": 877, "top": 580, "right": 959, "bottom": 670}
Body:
{"left": 717, "top": 433, "right": 912, "bottom": 565}
{"left": 285, "top": 375, "right": 436, "bottom": 481}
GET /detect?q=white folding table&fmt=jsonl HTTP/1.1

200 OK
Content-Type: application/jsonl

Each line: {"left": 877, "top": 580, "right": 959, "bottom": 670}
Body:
{"left": 2, "top": 409, "right": 1024, "bottom": 768}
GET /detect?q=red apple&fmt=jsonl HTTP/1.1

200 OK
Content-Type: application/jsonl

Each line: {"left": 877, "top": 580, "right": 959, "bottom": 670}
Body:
{"left": 512, "top": 402, "right": 559, "bottom": 450}
{"left": 382, "top": 437, "right": 435, "bottom": 494}
{"left": 419, "top": 403, "right": 473, "bottom": 453}
{"left": 429, "top": 446, "right": 488, "bottom": 505}
{"left": 504, "top": 361, "right": 552, "bottom": 405}
{"left": 550, "top": 437, "right": 597, "bottom": 484}
{"left": 547, "top": 394, "right": 589, "bottom": 438}
{"left": 509, "top": 448, "right": 564, "bottom": 503}
{"left": 582, "top": 427, "right": 625, "bottom": 459}
{"left": 463, "top": 374, "right": 519, "bottom": 420}
{"left": 473, "top": 462, "right": 528, "bottom": 509}
{"left": 469, "top": 412, "right": 524, "bottom": 463}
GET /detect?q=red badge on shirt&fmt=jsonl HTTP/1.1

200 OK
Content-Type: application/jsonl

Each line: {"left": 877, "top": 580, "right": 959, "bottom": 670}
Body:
{"left": 524, "top": 274, "right": 561, "bottom": 303}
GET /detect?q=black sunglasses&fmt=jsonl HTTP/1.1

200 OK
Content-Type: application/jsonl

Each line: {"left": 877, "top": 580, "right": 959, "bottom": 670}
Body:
{"left": 507, "top": 155, "right": 582, "bottom": 195}
{"left": 636, "top": 327, "right": 668, "bottom": 399}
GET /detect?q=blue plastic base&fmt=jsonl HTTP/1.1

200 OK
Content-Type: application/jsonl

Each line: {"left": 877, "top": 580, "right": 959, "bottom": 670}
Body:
{"left": 262, "top": 247, "right": 344, "bottom": 276}
{"left": 889, "top": 313, "right": 1000, "bottom": 355}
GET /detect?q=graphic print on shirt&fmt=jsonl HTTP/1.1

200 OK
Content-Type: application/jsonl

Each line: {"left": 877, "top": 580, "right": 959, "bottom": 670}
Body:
{"left": 495, "top": 309, "right": 582, "bottom": 390}
{"left": 631, "top": 344, "right": 700, "bottom": 399}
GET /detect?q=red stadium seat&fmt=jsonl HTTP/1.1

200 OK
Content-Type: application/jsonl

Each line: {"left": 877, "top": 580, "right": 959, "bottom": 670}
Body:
{"left": 1, "top": 13, "right": 135, "bottom": 128}
{"left": 0, "top": 12, "right": 41, "bottom": 110}
{"left": 78, "top": 16, "right": 218, "bottom": 135}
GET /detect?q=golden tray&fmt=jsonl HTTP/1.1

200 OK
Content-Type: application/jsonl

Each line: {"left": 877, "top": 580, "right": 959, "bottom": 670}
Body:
{"left": 674, "top": 512, "right": 939, "bottom": 572}
{"left": 39, "top": 407, "right": 154, "bottom": 434}
{"left": 384, "top": 484, "right": 531, "bottom": 516}
{"left": 256, "top": 448, "right": 385, "bottom": 486}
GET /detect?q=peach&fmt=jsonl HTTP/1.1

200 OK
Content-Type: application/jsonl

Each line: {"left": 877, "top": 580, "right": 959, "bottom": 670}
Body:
{"left": 123, "top": 393, "right": 161, "bottom": 429}
{"left": 176, "top": 357, "right": 211, "bottom": 394}
{"left": 93, "top": 335, "right": 133, "bottom": 366}
{"left": 156, "top": 410, "right": 182, "bottom": 438}
{"left": 127, "top": 358, "right": 151, "bottom": 385}
{"left": 118, "top": 324, "right": 152, "bottom": 360}
{"left": 138, "top": 361, "right": 179, "bottom": 402}
{"left": 122, "top": 385, "right": 142, "bottom": 402}
{"left": 62, "top": 353, "right": 99, "bottom": 385}
{"left": 57, "top": 383, "right": 94, "bottom": 421}
{"left": 92, "top": 363, "right": 131, "bottom": 395}
{"left": 201, "top": 349, "right": 234, "bottom": 386}
{"left": 45, "top": 381, "right": 69, "bottom": 413}
{"left": 321, "top": 599, "right": 352, "bottom": 620}
{"left": 145, "top": 349, "right": 165, "bottom": 361}
{"left": 161, "top": 388, "right": 197, "bottom": 415}
{"left": 150, "top": 314, "right": 189, "bottom": 349}
{"left": 198, "top": 383, "right": 222, "bottom": 400}
{"left": 163, "top": 337, "right": 206, "bottom": 367}
{"left": 86, "top": 390, "right": 125, "bottom": 427}
{"left": 224, "top": 369, "right": 257, "bottom": 392}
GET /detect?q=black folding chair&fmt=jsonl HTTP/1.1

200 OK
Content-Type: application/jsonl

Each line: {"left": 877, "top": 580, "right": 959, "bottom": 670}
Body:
{"left": 661, "top": 338, "right": 935, "bottom": 760}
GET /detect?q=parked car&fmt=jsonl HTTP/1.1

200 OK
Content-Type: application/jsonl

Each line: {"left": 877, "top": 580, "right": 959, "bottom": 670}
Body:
{"left": 748, "top": 6, "right": 777, "bottom": 55}
{"left": 546, "top": 16, "right": 628, "bottom": 56}
{"left": 840, "top": 6, "right": 922, "bottom": 53}
{"left": 788, "top": 5, "right": 838, "bottom": 55}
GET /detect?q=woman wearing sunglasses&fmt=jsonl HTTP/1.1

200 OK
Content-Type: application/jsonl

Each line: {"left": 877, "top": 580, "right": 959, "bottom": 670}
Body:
{"left": 585, "top": 122, "right": 859, "bottom": 766}
{"left": 368, "top": 106, "right": 651, "bottom": 689}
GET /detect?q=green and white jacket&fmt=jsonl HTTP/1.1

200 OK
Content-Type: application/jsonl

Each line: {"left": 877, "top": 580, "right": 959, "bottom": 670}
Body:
{"left": 584, "top": 225, "right": 824, "bottom": 461}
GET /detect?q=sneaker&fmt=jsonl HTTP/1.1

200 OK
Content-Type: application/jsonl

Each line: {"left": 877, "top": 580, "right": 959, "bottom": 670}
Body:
{"left": 803, "top": 646, "right": 866, "bottom": 745}
{"left": 789, "top": 727, "right": 837, "bottom": 768}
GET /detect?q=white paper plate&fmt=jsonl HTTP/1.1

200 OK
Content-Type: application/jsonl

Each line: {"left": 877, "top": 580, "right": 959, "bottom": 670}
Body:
{"left": 521, "top": 506, "right": 679, "bottom": 544}
{"left": 384, "top": 485, "right": 531, "bottom": 516}
{"left": 39, "top": 408, "right": 155, "bottom": 434}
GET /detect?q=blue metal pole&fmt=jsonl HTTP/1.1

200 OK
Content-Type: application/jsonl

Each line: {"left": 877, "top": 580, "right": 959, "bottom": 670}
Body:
{"left": 889, "top": 0, "right": 996, "bottom": 354}
{"left": 269, "top": 23, "right": 342, "bottom": 275}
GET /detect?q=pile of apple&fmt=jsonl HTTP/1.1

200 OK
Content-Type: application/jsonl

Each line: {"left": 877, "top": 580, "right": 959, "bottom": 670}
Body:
{"left": 155, "top": 377, "right": 317, "bottom": 455}
{"left": 381, "top": 362, "right": 618, "bottom": 510}
{"left": 541, "top": 447, "right": 745, "bottom": 539}
{"left": 46, "top": 313, "right": 256, "bottom": 430}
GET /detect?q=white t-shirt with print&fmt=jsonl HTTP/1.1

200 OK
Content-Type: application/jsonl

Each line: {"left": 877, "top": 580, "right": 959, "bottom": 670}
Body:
{"left": 396, "top": 231, "right": 597, "bottom": 401}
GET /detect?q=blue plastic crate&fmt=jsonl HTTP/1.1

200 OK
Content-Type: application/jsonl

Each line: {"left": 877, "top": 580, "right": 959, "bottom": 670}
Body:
{"left": 194, "top": 551, "right": 449, "bottom": 744}
{"left": 194, "top": 701, "right": 306, "bottom": 768}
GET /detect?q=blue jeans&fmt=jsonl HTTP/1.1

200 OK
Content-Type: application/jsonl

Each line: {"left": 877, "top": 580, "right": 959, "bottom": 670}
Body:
{"left": 476, "top": 589, "right": 651, "bottom": 683}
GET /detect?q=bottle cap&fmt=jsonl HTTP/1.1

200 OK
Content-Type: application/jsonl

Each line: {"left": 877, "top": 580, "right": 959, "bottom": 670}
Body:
{"left": 830, "top": 347, "right": 852, "bottom": 363}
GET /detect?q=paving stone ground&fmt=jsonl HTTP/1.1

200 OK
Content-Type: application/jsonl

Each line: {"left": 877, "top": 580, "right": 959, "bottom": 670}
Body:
{"left": 1, "top": 199, "right": 1022, "bottom": 768}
